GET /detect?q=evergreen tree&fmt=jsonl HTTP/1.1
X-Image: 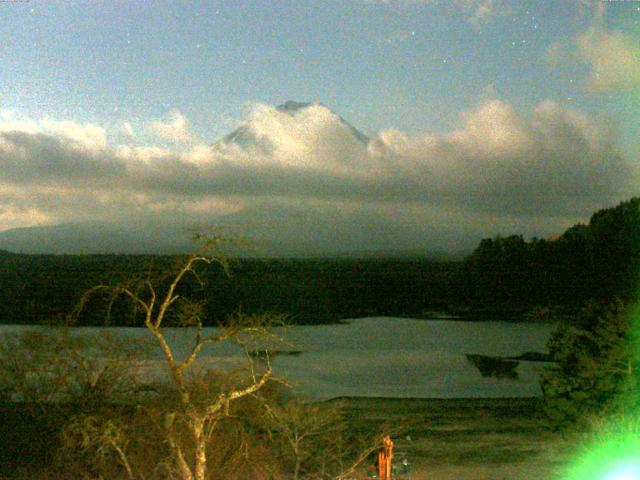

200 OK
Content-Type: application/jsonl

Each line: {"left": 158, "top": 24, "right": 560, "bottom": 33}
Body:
{"left": 541, "top": 300, "right": 640, "bottom": 429}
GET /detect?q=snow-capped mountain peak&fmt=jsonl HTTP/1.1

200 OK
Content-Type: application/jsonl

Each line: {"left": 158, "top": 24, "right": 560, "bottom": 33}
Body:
{"left": 221, "top": 100, "right": 369, "bottom": 149}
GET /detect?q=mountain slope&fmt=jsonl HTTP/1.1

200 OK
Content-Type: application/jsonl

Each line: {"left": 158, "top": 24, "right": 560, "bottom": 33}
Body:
{"left": 0, "top": 222, "right": 193, "bottom": 255}
{"left": 222, "top": 100, "right": 369, "bottom": 148}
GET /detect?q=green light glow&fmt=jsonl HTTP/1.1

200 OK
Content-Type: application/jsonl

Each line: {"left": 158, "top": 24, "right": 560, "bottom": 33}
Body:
{"left": 562, "top": 302, "right": 640, "bottom": 480}
{"left": 604, "top": 464, "right": 640, "bottom": 480}
{"left": 561, "top": 425, "right": 640, "bottom": 480}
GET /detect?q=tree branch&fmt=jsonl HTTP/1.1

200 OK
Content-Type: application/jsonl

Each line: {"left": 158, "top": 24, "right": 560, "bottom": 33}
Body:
{"left": 155, "top": 256, "right": 211, "bottom": 329}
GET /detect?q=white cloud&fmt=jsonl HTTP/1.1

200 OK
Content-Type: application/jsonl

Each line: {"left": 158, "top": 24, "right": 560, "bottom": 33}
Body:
{"left": 0, "top": 109, "right": 40, "bottom": 134}
{"left": 40, "top": 118, "right": 107, "bottom": 151}
{"left": 367, "top": 99, "right": 626, "bottom": 215}
{"left": 576, "top": 27, "right": 640, "bottom": 92}
{"left": 0, "top": 111, "right": 107, "bottom": 152}
{"left": 232, "top": 103, "right": 367, "bottom": 172}
{"left": 121, "top": 121, "right": 136, "bottom": 139}
{"left": 547, "top": 1, "right": 640, "bottom": 93}
{"left": 182, "top": 144, "right": 218, "bottom": 166}
{"left": 0, "top": 100, "right": 632, "bottom": 253}
{"left": 115, "top": 145, "right": 173, "bottom": 163}
{"left": 147, "top": 110, "right": 195, "bottom": 143}
{"left": 0, "top": 186, "right": 53, "bottom": 230}
{"left": 448, "top": 99, "right": 531, "bottom": 156}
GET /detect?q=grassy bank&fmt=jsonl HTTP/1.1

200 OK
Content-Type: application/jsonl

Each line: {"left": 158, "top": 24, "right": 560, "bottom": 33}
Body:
{"left": 1, "top": 397, "right": 573, "bottom": 479}
{"left": 338, "top": 397, "right": 572, "bottom": 479}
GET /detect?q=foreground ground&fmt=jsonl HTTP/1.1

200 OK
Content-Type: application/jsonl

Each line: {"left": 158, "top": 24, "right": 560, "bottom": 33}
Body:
{"left": 340, "top": 397, "right": 573, "bottom": 480}
{"left": 0, "top": 397, "right": 574, "bottom": 479}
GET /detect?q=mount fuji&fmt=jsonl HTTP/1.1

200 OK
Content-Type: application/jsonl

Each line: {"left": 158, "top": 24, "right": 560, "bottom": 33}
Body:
{"left": 222, "top": 100, "right": 369, "bottom": 149}
{"left": 0, "top": 101, "right": 445, "bottom": 256}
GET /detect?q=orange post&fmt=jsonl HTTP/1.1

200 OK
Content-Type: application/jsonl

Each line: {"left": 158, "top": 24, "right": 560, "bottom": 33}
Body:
{"left": 377, "top": 435, "right": 394, "bottom": 479}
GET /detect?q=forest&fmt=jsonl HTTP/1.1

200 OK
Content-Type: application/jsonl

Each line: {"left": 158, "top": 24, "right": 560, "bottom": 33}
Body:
{"left": 0, "top": 197, "right": 638, "bottom": 326}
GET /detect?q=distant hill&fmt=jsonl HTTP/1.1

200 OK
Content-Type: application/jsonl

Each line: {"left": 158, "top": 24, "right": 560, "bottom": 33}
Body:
{"left": 0, "top": 197, "right": 637, "bottom": 326}
{"left": 0, "top": 221, "right": 463, "bottom": 259}
{"left": 0, "top": 222, "right": 194, "bottom": 255}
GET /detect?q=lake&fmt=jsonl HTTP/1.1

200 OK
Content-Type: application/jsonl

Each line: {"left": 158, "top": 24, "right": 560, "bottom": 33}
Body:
{"left": 0, "top": 317, "right": 556, "bottom": 400}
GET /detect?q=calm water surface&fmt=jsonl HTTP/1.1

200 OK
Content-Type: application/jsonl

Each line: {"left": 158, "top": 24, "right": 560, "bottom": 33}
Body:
{"left": 0, "top": 317, "right": 555, "bottom": 399}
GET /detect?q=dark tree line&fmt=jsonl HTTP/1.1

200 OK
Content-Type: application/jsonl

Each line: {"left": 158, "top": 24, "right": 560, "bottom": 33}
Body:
{"left": 0, "top": 253, "right": 458, "bottom": 326}
{"left": 457, "top": 197, "right": 640, "bottom": 312}
{"left": 0, "top": 197, "right": 637, "bottom": 325}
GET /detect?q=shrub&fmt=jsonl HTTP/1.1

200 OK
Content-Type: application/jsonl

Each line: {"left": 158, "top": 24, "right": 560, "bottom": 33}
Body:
{"left": 541, "top": 300, "right": 640, "bottom": 429}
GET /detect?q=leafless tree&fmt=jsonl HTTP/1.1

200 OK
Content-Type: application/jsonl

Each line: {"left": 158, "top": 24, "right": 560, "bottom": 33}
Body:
{"left": 74, "top": 239, "right": 283, "bottom": 480}
{"left": 0, "top": 328, "right": 145, "bottom": 409}
{"left": 62, "top": 414, "right": 136, "bottom": 480}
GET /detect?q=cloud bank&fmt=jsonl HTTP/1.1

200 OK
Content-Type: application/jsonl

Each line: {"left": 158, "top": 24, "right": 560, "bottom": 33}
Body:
{"left": 147, "top": 110, "right": 196, "bottom": 143}
{"left": 576, "top": 27, "right": 640, "bottom": 92}
{"left": 547, "top": 1, "right": 640, "bottom": 93}
{"left": 0, "top": 100, "right": 633, "bottom": 254}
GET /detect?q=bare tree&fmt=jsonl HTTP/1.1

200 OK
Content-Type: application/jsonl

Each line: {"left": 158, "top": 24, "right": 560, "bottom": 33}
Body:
{"left": 75, "top": 241, "right": 282, "bottom": 480}
{"left": 62, "top": 414, "right": 136, "bottom": 480}
{"left": 0, "top": 328, "right": 145, "bottom": 409}
{"left": 261, "top": 398, "right": 344, "bottom": 480}
{"left": 1, "top": 237, "right": 397, "bottom": 479}
{"left": 256, "top": 393, "right": 398, "bottom": 480}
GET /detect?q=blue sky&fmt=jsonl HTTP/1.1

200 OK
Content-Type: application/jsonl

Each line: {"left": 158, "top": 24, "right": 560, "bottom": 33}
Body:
{"left": 0, "top": 0, "right": 639, "bottom": 254}
{"left": 3, "top": 1, "right": 636, "bottom": 136}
